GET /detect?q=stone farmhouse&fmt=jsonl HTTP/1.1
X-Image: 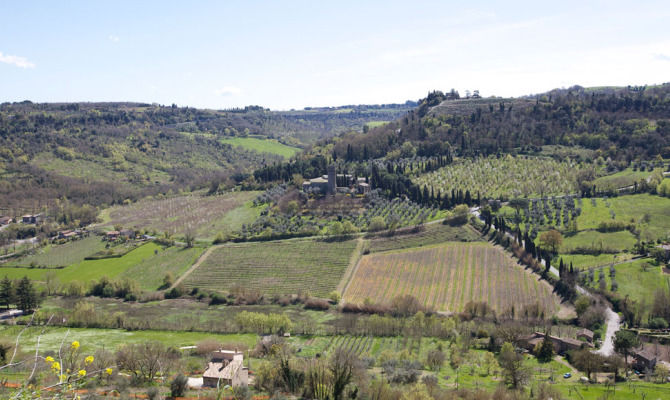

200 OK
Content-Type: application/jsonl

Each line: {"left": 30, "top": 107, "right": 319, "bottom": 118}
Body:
{"left": 202, "top": 350, "right": 248, "bottom": 388}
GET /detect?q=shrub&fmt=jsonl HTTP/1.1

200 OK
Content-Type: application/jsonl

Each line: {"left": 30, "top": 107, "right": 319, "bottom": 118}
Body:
{"left": 209, "top": 293, "right": 227, "bottom": 305}
{"left": 170, "top": 374, "right": 188, "bottom": 398}
{"left": 304, "top": 298, "right": 330, "bottom": 311}
{"left": 649, "top": 317, "right": 669, "bottom": 329}
{"left": 328, "top": 291, "right": 341, "bottom": 304}
{"left": 164, "top": 285, "right": 185, "bottom": 299}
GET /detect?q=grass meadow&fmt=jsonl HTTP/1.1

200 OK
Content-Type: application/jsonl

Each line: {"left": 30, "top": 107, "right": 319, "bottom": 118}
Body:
{"left": 575, "top": 194, "right": 670, "bottom": 240}
{"left": 0, "top": 242, "right": 197, "bottom": 286}
{"left": 5, "top": 236, "right": 106, "bottom": 268}
{"left": 219, "top": 137, "right": 300, "bottom": 158}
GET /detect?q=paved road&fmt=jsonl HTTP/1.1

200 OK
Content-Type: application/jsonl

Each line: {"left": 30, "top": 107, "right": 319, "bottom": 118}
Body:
{"left": 596, "top": 307, "right": 621, "bottom": 356}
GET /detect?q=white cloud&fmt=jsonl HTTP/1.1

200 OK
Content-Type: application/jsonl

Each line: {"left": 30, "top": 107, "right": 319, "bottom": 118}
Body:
{"left": 214, "top": 86, "right": 241, "bottom": 96}
{"left": 0, "top": 52, "right": 35, "bottom": 68}
{"left": 655, "top": 53, "right": 670, "bottom": 62}
{"left": 108, "top": 35, "right": 120, "bottom": 42}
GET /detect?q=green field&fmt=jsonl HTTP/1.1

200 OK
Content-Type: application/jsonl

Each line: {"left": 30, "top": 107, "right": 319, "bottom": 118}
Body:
{"left": 558, "top": 253, "right": 634, "bottom": 271}
{"left": 0, "top": 242, "right": 161, "bottom": 283}
{"left": 560, "top": 230, "right": 637, "bottom": 253}
{"left": 367, "top": 223, "right": 481, "bottom": 253}
{"left": 102, "top": 191, "right": 262, "bottom": 239}
{"left": 594, "top": 167, "right": 661, "bottom": 190}
{"left": 5, "top": 236, "right": 106, "bottom": 267}
{"left": 575, "top": 194, "right": 670, "bottom": 240}
{"left": 219, "top": 137, "right": 300, "bottom": 158}
{"left": 583, "top": 258, "right": 670, "bottom": 300}
{"left": 182, "top": 238, "right": 358, "bottom": 297}
{"left": 120, "top": 245, "right": 204, "bottom": 290}
{"left": 0, "top": 325, "right": 257, "bottom": 353}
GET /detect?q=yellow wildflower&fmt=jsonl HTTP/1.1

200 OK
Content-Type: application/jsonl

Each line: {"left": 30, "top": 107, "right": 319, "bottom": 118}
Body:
{"left": 71, "top": 341, "right": 80, "bottom": 350}
{"left": 84, "top": 355, "right": 94, "bottom": 365}
{"left": 45, "top": 356, "right": 55, "bottom": 363}
{"left": 51, "top": 361, "right": 61, "bottom": 371}
{"left": 105, "top": 368, "right": 113, "bottom": 376}
{"left": 59, "top": 374, "right": 67, "bottom": 382}
{"left": 77, "top": 369, "right": 86, "bottom": 377}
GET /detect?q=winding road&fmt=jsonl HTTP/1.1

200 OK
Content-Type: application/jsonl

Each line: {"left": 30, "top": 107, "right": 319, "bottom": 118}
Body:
{"left": 471, "top": 206, "right": 622, "bottom": 356}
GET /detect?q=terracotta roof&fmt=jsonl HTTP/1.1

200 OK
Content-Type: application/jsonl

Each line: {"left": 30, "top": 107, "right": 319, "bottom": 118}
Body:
{"left": 203, "top": 359, "right": 243, "bottom": 380}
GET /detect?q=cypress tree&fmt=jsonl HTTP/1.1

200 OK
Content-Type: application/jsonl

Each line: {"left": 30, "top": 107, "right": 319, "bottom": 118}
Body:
{"left": 16, "top": 276, "right": 37, "bottom": 313}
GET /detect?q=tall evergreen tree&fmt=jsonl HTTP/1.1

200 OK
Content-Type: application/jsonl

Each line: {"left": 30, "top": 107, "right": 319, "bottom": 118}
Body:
{"left": 16, "top": 276, "right": 38, "bottom": 313}
{"left": 0, "top": 276, "right": 14, "bottom": 310}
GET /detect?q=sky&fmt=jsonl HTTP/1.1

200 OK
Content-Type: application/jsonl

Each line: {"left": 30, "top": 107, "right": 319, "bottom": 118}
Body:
{"left": 1, "top": 1, "right": 669, "bottom": 110}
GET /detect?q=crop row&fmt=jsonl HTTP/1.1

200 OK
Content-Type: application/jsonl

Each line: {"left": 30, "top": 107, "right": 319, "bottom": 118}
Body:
{"left": 183, "top": 239, "right": 357, "bottom": 297}
{"left": 343, "top": 242, "right": 560, "bottom": 317}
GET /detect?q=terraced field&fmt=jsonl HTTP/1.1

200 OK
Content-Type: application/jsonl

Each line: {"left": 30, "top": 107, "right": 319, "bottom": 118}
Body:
{"left": 344, "top": 242, "right": 561, "bottom": 316}
{"left": 367, "top": 223, "right": 481, "bottom": 253}
{"left": 182, "top": 239, "right": 357, "bottom": 297}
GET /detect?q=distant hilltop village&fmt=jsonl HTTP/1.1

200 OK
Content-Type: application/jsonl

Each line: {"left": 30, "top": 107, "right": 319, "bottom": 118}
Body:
{"left": 302, "top": 165, "right": 370, "bottom": 195}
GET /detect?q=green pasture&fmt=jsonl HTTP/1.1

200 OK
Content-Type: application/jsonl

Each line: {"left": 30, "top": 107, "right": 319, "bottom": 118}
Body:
{"left": 5, "top": 236, "right": 106, "bottom": 268}
{"left": 0, "top": 242, "right": 162, "bottom": 284}
{"left": 120, "top": 245, "right": 204, "bottom": 290}
{"left": 219, "top": 137, "right": 300, "bottom": 158}
{"left": 560, "top": 230, "right": 637, "bottom": 253}
{"left": 576, "top": 194, "right": 670, "bottom": 240}
{"left": 0, "top": 325, "right": 257, "bottom": 353}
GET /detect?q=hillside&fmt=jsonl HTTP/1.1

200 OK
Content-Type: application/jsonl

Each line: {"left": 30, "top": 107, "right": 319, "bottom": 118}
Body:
{"left": 0, "top": 101, "right": 414, "bottom": 210}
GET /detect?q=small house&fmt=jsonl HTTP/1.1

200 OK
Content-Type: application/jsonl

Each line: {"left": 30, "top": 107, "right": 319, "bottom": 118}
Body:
{"left": 519, "top": 332, "right": 592, "bottom": 355}
{"left": 21, "top": 214, "right": 43, "bottom": 224}
{"left": 632, "top": 348, "right": 657, "bottom": 371}
{"left": 577, "top": 328, "right": 594, "bottom": 343}
{"left": 119, "top": 229, "right": 135, "bottom": 239}
{"left": 57, "top": 230, "right": 77, "bottom": 240}
{"left": 202, "top": 350, "right": 248, "bottom": 388}
{"left": 105, "top": 231, "right": 120, "bottom": 240}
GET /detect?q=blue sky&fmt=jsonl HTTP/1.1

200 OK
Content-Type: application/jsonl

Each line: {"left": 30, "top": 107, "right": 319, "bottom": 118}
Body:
{"left": 1, "top": 1, "right": 669, "bottom": 109}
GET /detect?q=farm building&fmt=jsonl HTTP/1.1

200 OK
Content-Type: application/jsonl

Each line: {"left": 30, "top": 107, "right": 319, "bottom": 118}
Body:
{"left": 0, "top": 216, "right": 12, "bottom": 225}
{"left": 519, "top": 332, "right": 592, "bottom": 355}
{"left": 632, "top": 347, "right": 658, "bottom": 371}
{"left": 202, "top": 350, "right": 248, "bottom": 388}
{"left": 21, "top": 214, "right": 43, "bottom": 224}
{"left": 105, "top": 231, "right": 120, "bottom": 240}
{"left": 576, "top": 328, "right": 594, "bottom": 343}
{"left": 119, "top": 229, "right": 135, "bottom": 238}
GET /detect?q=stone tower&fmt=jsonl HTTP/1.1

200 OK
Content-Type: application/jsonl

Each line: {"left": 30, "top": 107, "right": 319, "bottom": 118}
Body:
{"left": 327, "top": 165, "right": 336, "bottom": 195}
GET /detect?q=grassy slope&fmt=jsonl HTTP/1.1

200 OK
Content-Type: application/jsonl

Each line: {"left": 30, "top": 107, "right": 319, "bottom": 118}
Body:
{"left": 584, "top": 258, "right": 670, "bottom": 305}
{"left": 576, "top": 194, "right": 670, "bottom": 240}
{"left": 0, "top": 242, "right": 163, "bottom": 283}
{"left": 5, "top": 236, "right": 106, "bottom": 267}
{"left": 561, "top": 230, "right": 637, "bottom": 253}
{"left": 593, "top": 167, "right": 661, "bottom": 189}
{"left": 219, "top": 137, "right": 300, "bottom": 158}
{"left": 120, "top": 246, "right": 205, "bottom": 290}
